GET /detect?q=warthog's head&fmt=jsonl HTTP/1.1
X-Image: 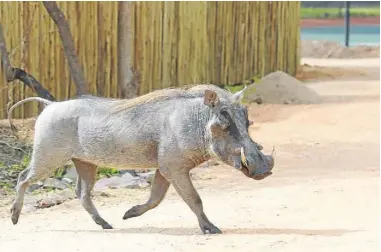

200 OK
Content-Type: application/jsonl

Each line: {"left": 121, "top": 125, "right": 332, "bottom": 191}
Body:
{"left": 204, "top": 88, "right": 274, "bottom": 180}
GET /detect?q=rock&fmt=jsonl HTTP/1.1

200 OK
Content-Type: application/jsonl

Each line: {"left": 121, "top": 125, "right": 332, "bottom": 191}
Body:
{"left": 62, "top": 177, "right": 74, "bottom": 185}
{"left": 120, "top": 170, "right": 138, "bottom": 177}
{"left": 137, "top": 171, "right": 156, "bottom": 184}
{"left": 244, "top": 71, "right": 321, "bottom": 105}
{"left": 125, "top": 180, "right": 150, "bottom": 189}
{"left": 100, "top": 192, "right": 110, "bottom": 197}
{"left": 27, "top": 183, "right": 42, "bottom": 193}
{"left": 57, "top": 188, "right": 75, "bottom": 200}
{"left": 134, "top": 168, "right": 152, "bottom": 173}
{"left": 145, "top": 173, "right": 155, "bottom": 184}
{"left": 43, "top": 178, "right": 69, "bottom": 190}
{"left": 36, "top": 198, "right": 57, "bottom": 209}
{"left": 122, "top": 172, "right": 135, "bottom": 179}
{"left": 94, "top": 173, "right": 151, "bottom": 190}
{"left": 92, "top": 191, "right": 112, "bottom": 198}
{"left": 63, "top": 167, "right": 78, "bottom": 181}
{"left": 35, "top": 189, "right": 75, "bottom": 209}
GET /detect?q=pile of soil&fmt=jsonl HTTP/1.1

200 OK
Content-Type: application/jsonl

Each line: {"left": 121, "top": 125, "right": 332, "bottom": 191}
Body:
{"left": 244, "top": 71, "right": 322, "bottom": 105}
{"left": 301, "top": 40, "right": 380, "bottom": 59}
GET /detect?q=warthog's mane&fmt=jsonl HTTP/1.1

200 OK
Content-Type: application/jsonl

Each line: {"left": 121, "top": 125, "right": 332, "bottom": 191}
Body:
{"left": 93, "top": 84, "right": 236, "bottom": 113}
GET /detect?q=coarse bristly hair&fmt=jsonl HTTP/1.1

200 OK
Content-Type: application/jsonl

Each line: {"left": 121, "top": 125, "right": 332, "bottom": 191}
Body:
{"left": 103, "top": 84, "right": 237, "bottom": 114}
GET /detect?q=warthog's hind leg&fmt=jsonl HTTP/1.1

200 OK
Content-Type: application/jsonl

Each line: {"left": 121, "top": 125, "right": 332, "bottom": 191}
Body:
{"left": 123, "top": 169, "right": 170, "bottom": 219}
{"left": 16, "top": 167, "right": 30, "bottom": 186}
{"left": 10, "top": 166, "right": 35, "bottom": 225}
{"left": 72, "top": 158, "right": 113, "bottom": 229}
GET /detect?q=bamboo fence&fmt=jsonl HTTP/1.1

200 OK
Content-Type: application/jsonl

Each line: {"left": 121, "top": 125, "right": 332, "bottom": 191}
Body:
{"left": 0, "top": 1, "right": 300, "bottom": 119}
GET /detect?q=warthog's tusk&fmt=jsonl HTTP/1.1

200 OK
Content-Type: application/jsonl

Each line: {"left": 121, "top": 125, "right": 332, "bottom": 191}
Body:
{"left": 240, "top": 147, "right": 248, "bottom": 167}
{"left": 271, "top": 145, "right": 276, "bottom": 157}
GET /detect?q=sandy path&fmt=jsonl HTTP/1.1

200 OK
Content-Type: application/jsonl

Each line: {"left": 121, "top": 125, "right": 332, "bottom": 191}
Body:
{"left": 0, "top": 58, "right": 379, "bottom": 252}
{"left": 301, "top": 58, "right": 380, "bottom": 68}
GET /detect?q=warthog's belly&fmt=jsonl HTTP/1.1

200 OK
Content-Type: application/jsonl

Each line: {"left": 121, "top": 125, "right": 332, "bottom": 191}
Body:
{"left": 74, "top": 141, "right": 159, "bottom": 169}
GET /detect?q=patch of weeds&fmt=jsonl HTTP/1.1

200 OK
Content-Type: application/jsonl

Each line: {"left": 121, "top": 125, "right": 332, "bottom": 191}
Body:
{"left": 97, "top": 167, "right": 120, "bottom": 179}
{"left": 223, "top": 75, "right": 261, "bottom": 104}
{"left": 0, "top": 181, "right": 13, "bottom": 189}
{"left": 53, "top": 166, "right": 66, "bottom": 179}
{"left": 11, "top": 154, "right": 30, "bottom": 173}
{"left": 0, "top": 154, "right": 31, "bottom": 190}
{"left": 0, "top": 185, "right": 14, "bottom": 196}
{"left": 224, "top": 75, "right": 261, "bottom": 92}
{"left": 224, "top": 83, "right": 246, "bottom": 93}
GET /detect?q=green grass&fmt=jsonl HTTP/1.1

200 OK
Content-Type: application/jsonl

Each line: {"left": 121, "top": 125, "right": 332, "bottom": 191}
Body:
{"left": 97, "top": 167, "right": 120, "bottom": 179}
{"left": 301, "top": 7, "right": 380, "bottom": 18}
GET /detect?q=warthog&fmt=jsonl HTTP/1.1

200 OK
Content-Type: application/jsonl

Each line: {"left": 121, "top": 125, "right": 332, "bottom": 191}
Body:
{"left": 8, "top": 84, "right": 274, "bottom": 234}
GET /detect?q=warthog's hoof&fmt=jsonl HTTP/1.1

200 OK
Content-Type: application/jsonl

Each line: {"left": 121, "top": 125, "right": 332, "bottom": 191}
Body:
{"left": 10, "top": 205, "right": 20, "bottom": 225}
{"left": 102, "top": 223, "right": 113, "bottom": 229}
{"left": 122, "top": 205, "right": 142, "bottom": 220}
{"left": 94, "top": 217, "right": 113, "bottom": 229}
{"left": 200, "top": 223, "right": 223, "bottom": 235}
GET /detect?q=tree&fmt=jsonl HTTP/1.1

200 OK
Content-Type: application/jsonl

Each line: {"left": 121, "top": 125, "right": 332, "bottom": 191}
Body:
{"left": 118, "top": 1, "right": 138, "bottom": 98}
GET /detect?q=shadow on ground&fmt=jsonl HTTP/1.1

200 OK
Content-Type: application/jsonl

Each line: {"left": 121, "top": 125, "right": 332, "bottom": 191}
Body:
{"left": 48, "top": 226, "right": 359, "bottom": 237}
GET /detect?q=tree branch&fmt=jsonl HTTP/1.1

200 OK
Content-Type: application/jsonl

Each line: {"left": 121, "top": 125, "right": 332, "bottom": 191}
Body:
{"left": 43, "top": 1, "right": 89, "bottom": 95}
{"left": 0, "top": 23, "right": 56, "bottom": 101}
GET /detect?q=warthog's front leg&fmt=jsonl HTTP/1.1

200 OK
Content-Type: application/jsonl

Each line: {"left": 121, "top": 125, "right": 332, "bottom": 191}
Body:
{"left": 75, "top": 175, "right": 82, "bottom": 199}
{"left": 123, "top": 169, "right": 170, "bottom": 220}
{"left": 72, "top": 158, "right": 113, "bottom": 229}
{"left": 165, "top": 169, "right": 222, "bottom": 235}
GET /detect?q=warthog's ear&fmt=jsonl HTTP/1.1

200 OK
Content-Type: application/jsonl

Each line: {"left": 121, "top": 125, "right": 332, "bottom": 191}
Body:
{"left": 232, "top": 85, "right": 247, "bottom": 102}
{"left": 204, "top": 90, "right": 220, "bottom": 108}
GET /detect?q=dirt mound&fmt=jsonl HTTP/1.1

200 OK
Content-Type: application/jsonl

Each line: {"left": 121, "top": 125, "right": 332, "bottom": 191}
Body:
{"left": 301, "top": 40, "right": 380, "bottom": 59}
{"left": 244, "top": 71, "right": 321, "bottom": 104}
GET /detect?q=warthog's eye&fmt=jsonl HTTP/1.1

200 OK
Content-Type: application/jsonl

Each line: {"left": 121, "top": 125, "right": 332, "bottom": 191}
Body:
{"left": 219, "top": 110, "right": 231, "bottom": 130}
{"left": 220, "top": 110, "right": 230, "bottom": 120}
{"left": 241, "top": 108, "right": 250, "bottom": 129}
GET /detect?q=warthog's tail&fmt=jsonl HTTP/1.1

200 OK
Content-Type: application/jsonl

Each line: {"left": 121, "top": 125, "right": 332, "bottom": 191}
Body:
{"left": 8, "top": 97, "right": 54, "bottom": 134}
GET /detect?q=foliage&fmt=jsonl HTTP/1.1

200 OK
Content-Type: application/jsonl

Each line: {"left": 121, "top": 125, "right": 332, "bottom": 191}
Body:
{"left": 0, "top": 154, "right": 30, "bottom": 189}
{"left": 301, "top": 7, "right": 380, "bottom": 18}
{"left": 53, "top": 166, "right": 66, "bottom": 179}
{"left": 97, "top": 167, "right": 120, "bottom": 179}
{"left": 223, "top": 75, "right": 261, "bottom": 103}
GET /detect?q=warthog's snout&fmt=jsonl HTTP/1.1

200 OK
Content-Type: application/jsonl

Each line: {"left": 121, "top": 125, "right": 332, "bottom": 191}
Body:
{"left": 252, "top": 155, "right": 274, "bottom": 180}
{"left": 240, "top": 148, "right": 274, "bottom": 180}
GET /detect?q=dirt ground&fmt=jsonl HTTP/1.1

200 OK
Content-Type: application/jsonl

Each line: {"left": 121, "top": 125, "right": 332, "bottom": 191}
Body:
{"left": 0, "top": 58, "right": 379, "bottom": 252}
